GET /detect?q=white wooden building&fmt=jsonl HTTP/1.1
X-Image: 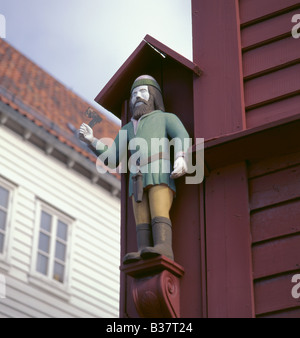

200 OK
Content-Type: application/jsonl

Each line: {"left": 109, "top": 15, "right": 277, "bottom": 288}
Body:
{"left": 0, "top": 40, "right": 121, "bottom": 317}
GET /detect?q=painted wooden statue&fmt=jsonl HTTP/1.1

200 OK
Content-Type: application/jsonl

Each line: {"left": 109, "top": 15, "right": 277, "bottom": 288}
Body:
{"left": 79, "top": 75, "right": 189, "bottom": 264}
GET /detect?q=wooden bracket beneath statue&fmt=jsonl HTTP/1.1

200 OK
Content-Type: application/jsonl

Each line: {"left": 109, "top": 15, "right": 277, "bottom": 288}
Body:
{"left": 121, "top": 256, "right": 184, "bottom": 318}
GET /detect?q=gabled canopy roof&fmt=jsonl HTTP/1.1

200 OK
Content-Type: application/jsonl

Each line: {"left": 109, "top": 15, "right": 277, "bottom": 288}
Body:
{"left": 95, "top": 35, "right": 201, "bottom": 119}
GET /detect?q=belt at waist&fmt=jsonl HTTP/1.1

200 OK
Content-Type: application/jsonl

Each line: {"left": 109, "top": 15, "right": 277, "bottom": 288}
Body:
{"left": 129, "top": 152, "right": 170, "bottom": 168}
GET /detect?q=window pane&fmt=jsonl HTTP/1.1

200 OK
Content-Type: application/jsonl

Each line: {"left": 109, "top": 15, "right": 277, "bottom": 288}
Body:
{"left": 36, "top": 253, "right": 48, "bottom": 275}
{"left": 38, "top": 232, "right": 50, "bottom": 253}
{"left": 40, "top": 211, "right": 51, "bottom": 232}
{"left": 53, "top": 262, "right": 64, "bottom": 283}
{"left": 0, "top": 233, "right": 4, "bottom": 253}
{"left": 55, "top": 241, "right": 66, "bottom": 261}
{"left": 57, "top": 221, "right": 68, "bottom": 241}
{"left": 0, "top": 210, "right": 6, "bottom": 231}
{"left": 0, "top": 187, "right": 9, "bottom": 208}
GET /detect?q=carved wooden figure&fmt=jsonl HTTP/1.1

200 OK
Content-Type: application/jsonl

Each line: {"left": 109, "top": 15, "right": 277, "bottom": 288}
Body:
{"left": 79, "top": 75, "right": 189, "bottom": 265}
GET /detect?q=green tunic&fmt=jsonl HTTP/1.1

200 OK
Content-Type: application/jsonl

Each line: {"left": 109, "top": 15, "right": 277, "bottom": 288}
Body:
{"left": 94, "top": 110, "right": 189, "bottom": 197}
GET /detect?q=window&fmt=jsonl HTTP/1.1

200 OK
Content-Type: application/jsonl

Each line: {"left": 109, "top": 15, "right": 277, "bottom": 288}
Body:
{"left": 34, "top": 203, "right": 72, "bottom": 285}
{"left": 0, "top": 186, "right": 9, "bottom": 254}
{"left": 0, "top": 179, "right": 15, "bottom": 261}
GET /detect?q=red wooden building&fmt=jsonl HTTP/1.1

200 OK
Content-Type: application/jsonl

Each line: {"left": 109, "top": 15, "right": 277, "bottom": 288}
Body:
{"left": 96, "top": 0, "right": 300, "bottom": 318}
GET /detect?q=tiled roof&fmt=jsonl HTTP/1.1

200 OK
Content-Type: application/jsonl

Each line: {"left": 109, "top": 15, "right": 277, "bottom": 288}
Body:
{"left": 0, "top": 39, "right": 120, "bottom": 165}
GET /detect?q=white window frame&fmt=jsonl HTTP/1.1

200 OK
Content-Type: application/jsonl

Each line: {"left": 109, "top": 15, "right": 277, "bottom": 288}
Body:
{"left": 29, "top": 199, "right": 74, "bottom": 299}
{"left": 0, "top": 177, "right": 17, "bottom": 270}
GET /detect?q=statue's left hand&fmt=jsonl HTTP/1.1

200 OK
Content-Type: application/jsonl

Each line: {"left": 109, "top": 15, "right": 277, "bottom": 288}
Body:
{"left": 170, "top": 156, "right": 187, "bottom": 179}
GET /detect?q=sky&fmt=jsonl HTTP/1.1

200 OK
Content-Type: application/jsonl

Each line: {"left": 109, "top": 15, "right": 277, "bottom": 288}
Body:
{"left": 0, "top": 0, "right": 193, "bottom": 124}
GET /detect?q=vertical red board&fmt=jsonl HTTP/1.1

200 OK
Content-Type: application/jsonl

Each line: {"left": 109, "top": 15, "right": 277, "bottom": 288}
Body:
{"left": 205, "top": 163, "right": 255, "bottom": 317}
{"left": 192, "top": 0, "right": 246, "bottom": 140}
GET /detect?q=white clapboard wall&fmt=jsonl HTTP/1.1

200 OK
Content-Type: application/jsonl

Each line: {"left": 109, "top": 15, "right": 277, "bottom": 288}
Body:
{"left": 0, "top": 125, "right": 121, "bottom": 318}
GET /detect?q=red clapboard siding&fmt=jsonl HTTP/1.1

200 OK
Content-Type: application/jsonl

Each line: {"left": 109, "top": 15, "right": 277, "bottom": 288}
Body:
{"left": 249, "top": 164, "right": 300, "bottom": 210}
{"left": 243, "top": 37, "right": 300, "bottom": 79}
{"left": 239, "top": 0, "right": 300, "bottom": 25}
{"left": 244, "top": 63, "right": 300, "bottom": 109}
{"left": 241, "top": 9, "right": 300, "bottom": 50}
{"left": 254, "top": 273, "right": 300, "bottom": 316}
{"left": 252, "top": 234, "right": 300, "bottom": 279}
{"left": 246, "top": 95, "right": 300, "bottom": 128}
{"left": 249, "top": 150, "right": 300, "bottom": 317}
{"left": 251, "top": 199, "right": 300, "bottom": 243}
{"left": 248, "top": 150, "right": 300, "bottom": 179}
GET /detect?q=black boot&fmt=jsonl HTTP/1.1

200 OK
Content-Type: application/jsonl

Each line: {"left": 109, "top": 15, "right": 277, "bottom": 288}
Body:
{"left": 122, "top": 223, "right": 153, "bottom": 264}
{"left": 140, "top": 217, "right": 174, "bottom": 261}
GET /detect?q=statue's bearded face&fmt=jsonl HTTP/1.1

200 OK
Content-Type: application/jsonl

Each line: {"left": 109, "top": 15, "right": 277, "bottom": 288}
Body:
{"left": 130, "top": 85, "right": 155, "bottom": 120}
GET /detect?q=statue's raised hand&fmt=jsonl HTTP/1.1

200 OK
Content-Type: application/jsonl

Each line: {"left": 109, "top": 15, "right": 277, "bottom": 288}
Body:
{"left": 79, "top": 123, "right": 94, "bottom": 144}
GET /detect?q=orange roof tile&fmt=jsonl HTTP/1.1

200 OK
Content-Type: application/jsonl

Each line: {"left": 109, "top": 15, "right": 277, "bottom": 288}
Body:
{"left": 0, "top": 39, "right": 120, "bottom": 168}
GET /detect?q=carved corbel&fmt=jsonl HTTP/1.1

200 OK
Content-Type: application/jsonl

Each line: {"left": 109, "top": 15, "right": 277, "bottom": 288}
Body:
{"left": 121, "top": 256, "right": 184, "bottom": 318}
